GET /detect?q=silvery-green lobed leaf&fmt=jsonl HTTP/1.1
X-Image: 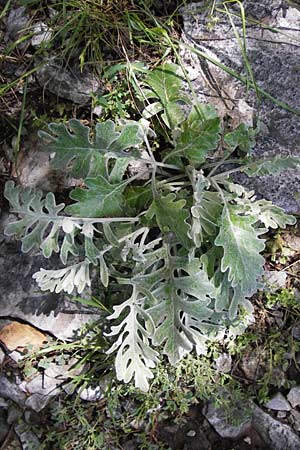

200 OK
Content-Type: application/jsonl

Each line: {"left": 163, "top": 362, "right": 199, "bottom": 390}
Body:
{"left": 212, "top": 270, "right": 231, "bottom": 313}
{"left": 65, "top": 176, "right": 126, "bottom": 218}
{"left": 224, "top": 123, "right": 256, "bottom": 154}
{"left": 174, "top": 104, "right": 221, "bottom": 165}
{"left": 215, "top": 205, "right": 265, "bottom": 297}
{"left": 106, "top": 285, "right": 159, "bottom": 391}
{"left": 4, "top": 181, "right": 65, "bottom": 257}
{"left": 242, "top": 156, "right": 300, "bottom": 177}
{"left": 133, "top": 253, "right": 216, "bottom": 363}
{"left": 141, "top": 62, "right": 187, "bottom": 128}
{"left": 212, "top": 270, "right": 254, "bottom": 320}
{"left": 60, "top": 233, "right": 79, "bottom": 265}
{"left": 201, "top": 246, "right": 223, "bottom": 279}
{"left": 189, "top": 171, "right": 222, "bottom": 246}
{"left": 228, "top": 286, "right": 254, "bottom": 321}
{"left": 39, "top": 119, "right": 143, "bottom": 178}
{"left": 146, "top": 257, "right": 215, "bottom": 364}
{"left": 4, "top": 181, "right": 106, "bottom": 267}
{"left": 33, "top": 260, "right": 91, "bottom": 294}
{"left": 148, "top": 193, "right": 192, "bottom": 249}
{"left": 253, "top": 199, "right": 296, "bottom": 229}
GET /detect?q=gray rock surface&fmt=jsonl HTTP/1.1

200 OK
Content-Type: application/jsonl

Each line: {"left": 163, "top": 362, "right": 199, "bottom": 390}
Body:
{"left": 292, "top": 326, "right": 300, "bottom": 341}
{"left": 0, "top": 216, "right": 100, "bottom": 341}
{"left": 31, "top": 22, "right": 52, "bottom": 47}
{"left": 0, "top": 348, "right": 5, "bottom": 365}
{"left": 25, "top": 374, "right": 61, "bottom": 396}
{"left": 287, "top": 387, "right": 300, "bottom": 408}
{"left": 0, "top": 409, "right": 9, "bottom": 443}
{"left": 78, "top": 385, "right": 103, "bottom": 402}
{"left": 0, "top": 397, "right": 8, "bottom": 408}
{"left": 240, "top": 349, "right": 265, "bottom": 381}
{"left": 15, "top": 423, "right": 40, "bottom": 450}
{"left": 78, "top": 374, "right": 112, "bottom": 401}
{"left": 277, "top": 411, "right": 287, "bottom": 419}
{"left": 25, "top": 393, "right": 54, "bottom": 413}
{"left": 290, "top": 409, "right": 300, "bottom": 432}
{"left": 202, "top": 400, "right": 252, "bottom": 439}
{"left": 0, "top": 376, "right": 26, "bottom": 406}
{"left": 214, "top": 353, "right": 232, "bottom": 373}
{"left": 182, "top": 0, "right": 300, "bottom": 213}
{"left": 4, "top": 7, "right": 30, "bottom": 44}
{"left": 261, "top": 271, "right": 287, "bottom": 293}
{"left": 7, "top": 405, "right": 22, "bottom": 424}
{"left": 253, "top": 406, "right": 300, "bottom": 450}
{"left": 264, "top": 393, "right": 291, "bottom": 411}
{"left": 36, "top": 57, "right": 102, "bottom": 104}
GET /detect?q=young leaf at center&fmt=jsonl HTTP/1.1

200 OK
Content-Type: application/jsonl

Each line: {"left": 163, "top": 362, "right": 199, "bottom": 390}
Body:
{"left": 148, "top": 192, "right": 192, "bottom": 249}
{"left": 65, "top": 176, "right": 126, "bottom": 217}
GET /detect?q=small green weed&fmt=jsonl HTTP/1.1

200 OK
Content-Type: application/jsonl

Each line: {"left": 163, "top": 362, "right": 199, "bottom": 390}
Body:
{"left": 265, "top": 288, "right": 300, "bottom": 310}
{"left": 34, "top": 349, "right": 249, "bottom": 450}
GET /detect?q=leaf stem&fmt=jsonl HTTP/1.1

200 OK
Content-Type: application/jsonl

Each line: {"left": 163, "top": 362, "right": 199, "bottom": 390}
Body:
{"left": 11, "top": 209, "right": 139, "bottom": 223}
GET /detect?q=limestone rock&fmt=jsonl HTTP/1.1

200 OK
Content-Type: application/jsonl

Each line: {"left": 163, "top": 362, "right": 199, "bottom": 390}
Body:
{"left": 0, "top": 348, "right": 5, "bottom": 365}
{"left": 7, "top": 405, "right": 22, "bottom": 424}
{"left": 214, "top": 353, "right": 232, "bottom": 374}
{"left": 287, "top": 387, "right": 300, "bottom": 408}
{"left": 0, "top": 322, "right": 47, "bottom": 352}
{"left": 0, "top": 217, "right": 100, "bottom": 341}
{"left": 253, "top": 406, "right": 300, "bottom": 450}
{"left": 78, "top": 385, "right": 103, "bottom": 402}
{"left": 290, "top": 409, "right": 300, "bottom": 432}
{"left": 292, "top": 327, "right": 300, "bottom": 341}
{"left": 0, "top": 397, "right": 8, "bottom": 408}
{"left": 182, "top": 0, "right": 300, "bottom": 213}
{"left": 12, "top": 131, "right": 84, "bottom": 192}
{"left": 78, "top": 374, "right": 112, "bottom": 401}
{"left": 22, "top": 372, "right": 62, "bottom": 412}
{"left": 240, "top": 349, "right": 265, "bottom": 381}
{"left": 264, "top": 393, "right": 291, "bottom": 411}
{"left": 0, "top": 376, "right": 26, "bottom": 406}
{"left": 44, "top": 358, "right": 84, "bottom": 379}
{"left": 4, "top": 7, "right": 30, "bottom": 44}
{"left": 31, "top": 22, "right": 52, "bottom": 47}
{"left": 15, "top": 423, "right": 40, "bottom": 450}
{"left": 202, "top": 400, "right": 252, "bottom": 439}
{"left": 25, "top": 393, "right": 53, "bottom": 413}
{"left": 36, "top": 57, "right": 102, "bottom": 105}
{"left": 261, "top": 271, "right": 287, "bottom": 293}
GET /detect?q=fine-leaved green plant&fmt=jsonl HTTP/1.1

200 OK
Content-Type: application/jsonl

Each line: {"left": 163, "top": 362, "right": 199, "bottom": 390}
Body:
{"left": 4, "top": 62, "right": 299, "bottom": 391}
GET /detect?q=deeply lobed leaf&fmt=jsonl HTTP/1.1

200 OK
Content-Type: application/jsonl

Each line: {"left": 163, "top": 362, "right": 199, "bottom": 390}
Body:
{"left": 106, "top": 285, "right": 159, "bottom": 391}
{"left": 141, "top": 62, "right": 188, "bottom": 128}
{"left": 39, "top": 119, "right": 143, "bottom": 178}
{"left": 174, "top": 104, "right": 221, "bottom": 165}
{"left": 65, "top": 176, "right": 126, "bottom": 218}
{"left": 148, "top": 192, "right": 192, "bottom": 249}
{"left": 242, "top": 156, "right": 300, "bottom": 177}
{"left": 215, "top": 205, "right": 265, "bottom": 297}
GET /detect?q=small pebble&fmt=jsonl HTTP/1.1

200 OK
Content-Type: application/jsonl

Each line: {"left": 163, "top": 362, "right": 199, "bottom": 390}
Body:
{"left": 287, "top": 387, "right": 300, "bottom": 408}
{"left": 186, "top": 430, "right": 196, "bottom": 437}
{"left": 292, "top": 327, "right": 300, "bottom": 340}
{"left": 264, "top": 393, "right": 291, "bottom": 411}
